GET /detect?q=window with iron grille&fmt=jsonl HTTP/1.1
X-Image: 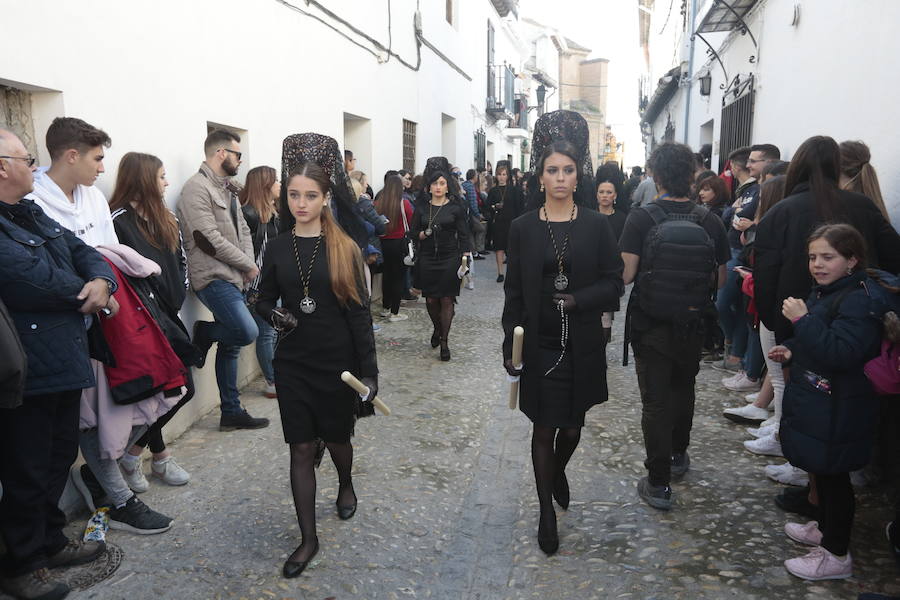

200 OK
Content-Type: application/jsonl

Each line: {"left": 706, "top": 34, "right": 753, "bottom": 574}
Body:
{"left": 718, "top": 86, "right": 755, "bottom": 172}
{"left": 403, "top": 120, "right": 417, "bottom": 173}
{"left": 474, "top": 128, "right": 486, "bottom": 170}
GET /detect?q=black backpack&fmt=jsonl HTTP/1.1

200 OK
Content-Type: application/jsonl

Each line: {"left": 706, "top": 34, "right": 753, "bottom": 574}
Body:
{"left": 636, "top": 202, "right": 717, "bottom": 322}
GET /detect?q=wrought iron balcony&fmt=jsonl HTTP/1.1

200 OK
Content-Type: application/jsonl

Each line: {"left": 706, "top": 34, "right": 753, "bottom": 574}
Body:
{"left": 487, "top": 64, "right": 516, "bottom": 121}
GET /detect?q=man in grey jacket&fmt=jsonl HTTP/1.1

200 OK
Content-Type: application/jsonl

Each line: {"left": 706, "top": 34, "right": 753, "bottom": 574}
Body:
{"left": 177, "top": 129, "right": 268, "bottom": 431}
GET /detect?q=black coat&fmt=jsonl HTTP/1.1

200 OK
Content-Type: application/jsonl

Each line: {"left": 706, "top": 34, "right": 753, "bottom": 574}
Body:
{"left": 780, "top": 271, "right": 883, "bottom": 474}
{"left": 0, "top": 296, "right": 26, "bottom": 408}
{"left": 0, "top": 199, "right": 116, "bottom": 396}
{"left": 502, "top": 209, "right": 624, "bottom": 417}
{"left": 755, "top": 184, "right": 900, "bottom": 342}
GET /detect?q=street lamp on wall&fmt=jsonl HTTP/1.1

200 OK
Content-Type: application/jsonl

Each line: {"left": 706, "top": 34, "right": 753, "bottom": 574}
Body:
{"left": 699, "top": 73, "right": 712, "bottom": 97}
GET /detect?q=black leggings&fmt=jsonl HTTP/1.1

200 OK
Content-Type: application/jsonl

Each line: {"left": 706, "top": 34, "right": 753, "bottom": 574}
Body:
{"left": 381, "top": 238, "right": 407, "bottom": 315}
{"left": 134, "top": 369, "right": 195, "bottom": 454}
{"left": 815, "top": 471, "right": 854, "bottom": 556}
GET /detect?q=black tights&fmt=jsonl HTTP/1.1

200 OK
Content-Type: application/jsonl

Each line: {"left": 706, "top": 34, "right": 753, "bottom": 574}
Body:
{"left": 287, "top": 440, "right": 354, "bottom": 563}
{"left": 531, "top": 425, "right": 582, "bottom": 520}
{"left": 425, "top": 296, "right": 455, "bottom": 346}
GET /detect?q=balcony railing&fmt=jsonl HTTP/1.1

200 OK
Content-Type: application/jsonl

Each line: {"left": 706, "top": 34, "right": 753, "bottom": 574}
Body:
{"left": 487, "top": 64, "right": 516, "bottom": 121}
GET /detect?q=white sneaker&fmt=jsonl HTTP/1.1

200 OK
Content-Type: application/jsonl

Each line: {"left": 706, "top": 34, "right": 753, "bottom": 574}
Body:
{"left": 388, "top": 313, "right": 409, "bottom": 322}
{"left": 379, "top": 309, "right": 391, "bottom": 318}
{"left": 724, "top": 373, "right": 762, "bottom": 392}
{"left": 723, "top": 403, "right": 769, "bottom": 423}
{"left": 464, "top": 274, "right": 475, "bottom": 290}
{"left": 765, "top": 462, "right": 809, "bottom": 487}
{"left": 722, "top": 371, "right": 745, "bottom": 386}
{"left": 744, "top": 434, "right": 783, "bottom": 457}
{"left": 744, "top": 392, "right": 759, "bottom": 403}
{"left": 760, "top": 415, "right": 779, "bottom": 428}
{"left": 119, "top": 459, "right": 149, "bottom": 494}
{"left": 264, "top": 382, "right": 277, "bottom": 399}
{"left": 151, "top": 457, "right": 190, "bottom": 486}
{"left": 747, "top": 423, "right": 777, "bottom": 438}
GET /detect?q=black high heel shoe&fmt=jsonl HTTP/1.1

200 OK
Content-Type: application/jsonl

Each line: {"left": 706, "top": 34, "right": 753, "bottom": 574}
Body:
{"left": 430, "top": 330, "right": 441, "bottom": 348}
{"left": 283, "top": 539, "right": 319, "bottom": 578}
{"left": 537, "top": 509, "right": 559, "bottom": 555}
{"left": 336, "top": 484, "right": 357, "bottom": 520}
{"left": 439, "top": 341, "right": 451, "bottom": 361}
{"left": 553, "top": 471, "right": 570, "bottom": 510}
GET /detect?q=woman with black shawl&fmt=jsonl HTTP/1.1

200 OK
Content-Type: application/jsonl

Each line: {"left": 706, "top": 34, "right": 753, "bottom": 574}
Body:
{"left": 411, "top": 157, "right": 472, "bottom": 360}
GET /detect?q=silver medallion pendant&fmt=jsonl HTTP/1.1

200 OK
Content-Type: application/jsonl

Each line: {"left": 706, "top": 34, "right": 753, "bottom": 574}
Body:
{"left": 554, "top": 273, "right": 569, "bottom": 291}
{"left": 299, "top": 296, "right": 317, "bottom": 314}
{"left": 425, "top": 228, "right": 433, "bottom": 237}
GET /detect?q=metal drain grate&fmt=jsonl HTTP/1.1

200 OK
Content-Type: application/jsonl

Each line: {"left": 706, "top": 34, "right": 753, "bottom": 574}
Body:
{"left": 62, "top": 542, "right": 124, "bottom": 591}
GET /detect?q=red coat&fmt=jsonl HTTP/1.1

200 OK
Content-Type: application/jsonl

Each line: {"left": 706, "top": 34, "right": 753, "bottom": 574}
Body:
{"left": 100, "top": 260, "right": 186, "bottom": 404}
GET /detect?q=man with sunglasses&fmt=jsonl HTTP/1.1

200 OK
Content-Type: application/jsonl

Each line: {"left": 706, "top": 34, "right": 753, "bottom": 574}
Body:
{"left": 0, "top": 129, "right": 115, "bottom": 600}
{"left": 177, "top": 129, "right": 268, "bottom": 431}
{"left": 27, "top": 117, "right": 118, "bottom": 248}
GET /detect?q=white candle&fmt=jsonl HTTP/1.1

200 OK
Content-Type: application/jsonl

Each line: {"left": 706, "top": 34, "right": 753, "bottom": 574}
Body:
{"left": 509, "top": 326, "right": 524, "bottom": 409}
{"left": 340, "top": 371, "right": 391, "bottom": 416}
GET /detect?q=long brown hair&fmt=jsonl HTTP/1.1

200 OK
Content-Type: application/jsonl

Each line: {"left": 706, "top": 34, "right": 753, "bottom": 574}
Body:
{"left": 282, "top": 162, "right": 365, "bottom": 306}
{"left": 755, "top": 175, "right": 786, "bottom": 222}
{"left": 238, "top": 166, "right": 277, "bottom": 223}
{"left": 840, "top": 140, "right": 889, "bottom": 221}
{"left": 784, "top": 135, "right": 841, "bottom": 220}
{"left": 696, "top": 174, "right": 731, "bottom": 210}
{"left": 108, "top": 152, "right": 179, "bottom": 251}
{"left": 376, "top": 174, "right": 404, "bottom": 226}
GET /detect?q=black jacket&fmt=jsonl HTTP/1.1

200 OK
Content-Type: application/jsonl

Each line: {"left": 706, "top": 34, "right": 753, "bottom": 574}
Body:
{"left": 0, "top": 199, "right": 116, "bottom": 396}
{"left": 780, "top": 271, "right": 883, "bottom": 474}
{"left": 0, "top": 296, "right": 26, "bottom": 408}
{"left": 754, "top": 184, "right": 900, "bottom": 342}
{"left": 502, "top": 209, "right": 623, "bottom": 417}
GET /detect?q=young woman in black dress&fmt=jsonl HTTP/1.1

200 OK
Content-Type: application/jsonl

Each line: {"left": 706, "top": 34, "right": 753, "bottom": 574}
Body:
{"left": 487, "top": 162, "right": 524, "bottom": 282}
{"left": 411, "top": 170, "right": 472, "bottom": 361}
{"left": 256, "top": 160, "right": 378, "bottom": 579}
{"left": 502, "top": 140, "right": 624, "bottom": 555}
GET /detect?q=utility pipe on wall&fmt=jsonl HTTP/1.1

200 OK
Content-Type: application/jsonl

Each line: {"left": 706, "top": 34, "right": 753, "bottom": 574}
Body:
{"left": 682, "top": 0, "right": 698, "bottom": 145}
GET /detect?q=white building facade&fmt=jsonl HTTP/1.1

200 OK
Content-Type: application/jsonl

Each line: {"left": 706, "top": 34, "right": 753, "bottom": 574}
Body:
{"left": 0, "top": 0, "right": 559, "bottom": 444}
{"left": 638, "top": 0, "right": 900, "bottom": 222}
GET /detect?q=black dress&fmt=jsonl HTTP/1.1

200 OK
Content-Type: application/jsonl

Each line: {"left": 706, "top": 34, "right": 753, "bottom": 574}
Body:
{"left": 487, "top": 185, "right": 524, "bottom": 251}
{"left": 411, "top": 200, "right": 471, "bottom": 298}
{"left": 532, "top": 222, "right": 580, "bottom": 427}
{"left": 256, "top": 233, "right": 377, "bottom": 444}
{"left": 502, "top": 210, "right": 624, "bottom": 425}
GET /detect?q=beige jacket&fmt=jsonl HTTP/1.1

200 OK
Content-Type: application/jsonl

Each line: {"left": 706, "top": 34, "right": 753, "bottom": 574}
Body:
{"left": 177, "top": 162, "right": 255, "bottom": 291}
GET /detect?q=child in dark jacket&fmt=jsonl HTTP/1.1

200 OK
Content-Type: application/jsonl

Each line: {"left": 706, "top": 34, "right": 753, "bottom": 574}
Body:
{"left": 768, "top": 223, "right": 883, "bottom": 581}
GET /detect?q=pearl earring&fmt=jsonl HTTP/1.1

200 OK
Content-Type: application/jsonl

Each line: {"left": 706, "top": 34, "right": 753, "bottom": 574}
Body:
{"left": 540, "top": 183, "right": 545, "bottom": 192}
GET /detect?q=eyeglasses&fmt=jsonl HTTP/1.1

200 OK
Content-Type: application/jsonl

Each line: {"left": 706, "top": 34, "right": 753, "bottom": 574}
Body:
{"left": 0, "top": 154, "right": 37, "bottom": 167}
{"left": 221, "top": 148, "right": 242, "bottom": 161}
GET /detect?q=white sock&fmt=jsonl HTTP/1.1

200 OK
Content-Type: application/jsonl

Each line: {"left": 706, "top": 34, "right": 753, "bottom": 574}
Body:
{"left": 120, "top": 453, "right": 141, "bottom": 470}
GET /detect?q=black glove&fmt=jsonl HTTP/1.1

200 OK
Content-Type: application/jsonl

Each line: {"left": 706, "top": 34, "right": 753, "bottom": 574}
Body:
{"left": 356, "top": 375, "right": 379, "bottom": 418}
{"left": 553, "top": 293, "right": 577, "bottom": 313}
{"left": 270, "top": 307, "right": 298, "bottom": 332}
{"left": 503, "top": 358, "right": 522, "bottom": 377}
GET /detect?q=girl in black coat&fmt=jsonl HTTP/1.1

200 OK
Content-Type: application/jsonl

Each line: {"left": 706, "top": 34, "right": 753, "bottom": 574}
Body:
{"left": 502, "top": 140, "right": 624, "bottom": 555}
{"left": 487, "top": 162, "right": 524, "bottom": 282}
{"left": 768, "top": 224, "right": 882, "bottom": 581}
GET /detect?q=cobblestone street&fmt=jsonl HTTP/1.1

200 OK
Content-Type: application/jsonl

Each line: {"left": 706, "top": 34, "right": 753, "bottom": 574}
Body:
{"left": 40, "top": 276, "right": 900, "bottom": 599}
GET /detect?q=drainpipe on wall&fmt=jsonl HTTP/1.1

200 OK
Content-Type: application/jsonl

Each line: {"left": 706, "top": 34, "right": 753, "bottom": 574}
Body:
{"left": 682, "top": 0, "right": 697, "bottom": 145}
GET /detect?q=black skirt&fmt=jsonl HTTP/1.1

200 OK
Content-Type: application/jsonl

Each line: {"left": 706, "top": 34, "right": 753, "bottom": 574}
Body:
{"left": 520, "top": 346, "right": 582, "bottom": 428}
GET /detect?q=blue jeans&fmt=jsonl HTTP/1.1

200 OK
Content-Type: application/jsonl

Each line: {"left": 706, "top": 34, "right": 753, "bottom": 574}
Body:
{"left": 716, "top": 248, "right": 748, "bottom": 359}
{"left": 195, "top": 280, "right": 258, "bottom": 415}
{"left": 252, "top": 312, "right": 276, "bottom": 384}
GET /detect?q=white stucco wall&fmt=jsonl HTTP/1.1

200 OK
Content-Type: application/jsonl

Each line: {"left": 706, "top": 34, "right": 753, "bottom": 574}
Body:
{"left": 647, "top": 0, "right": 900, "bottom": 222}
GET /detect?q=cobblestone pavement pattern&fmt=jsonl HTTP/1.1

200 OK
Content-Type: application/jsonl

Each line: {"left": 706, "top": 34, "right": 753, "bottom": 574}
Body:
{"left": 10, "top": 278, "right": 899, "bottom": 600}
